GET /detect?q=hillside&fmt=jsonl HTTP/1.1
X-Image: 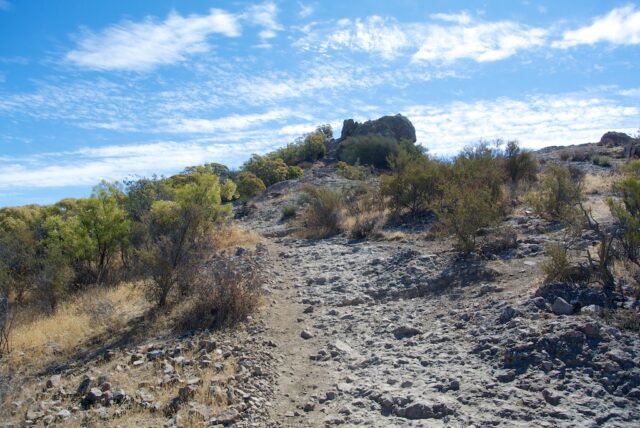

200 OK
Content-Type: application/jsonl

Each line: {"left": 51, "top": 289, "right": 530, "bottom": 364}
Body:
{"left": 1, "top": 116, "right": 639, "bottom": 427}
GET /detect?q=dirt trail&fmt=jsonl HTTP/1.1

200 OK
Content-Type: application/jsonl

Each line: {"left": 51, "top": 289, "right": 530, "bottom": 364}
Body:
{"left": 263, "top": 240, "right": 335, "bottom": 427}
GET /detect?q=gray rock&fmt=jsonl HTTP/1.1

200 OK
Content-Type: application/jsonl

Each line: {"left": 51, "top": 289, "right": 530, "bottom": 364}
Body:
{"left": 300, "top": 330, "right": 314, "bottom": 340}
{"left": 46, "top": 375, "right": 61, "bottom": 389}
{"left": 552, "top": 297, "right": 573, "bottom": 315}
{"left": 340, "top": 114, "right": 417, "bottom": 142}
{"left": 393, "top": 326, "right": 421, "bottom": 340}
{"left": 498, "top": 306, "right": 518, "bottom": 324}
{"left": 215, "top": 407, "right": 240, "bottom": 425}
{"left": 397, "top": 400, "right": 454, "bottom": 420}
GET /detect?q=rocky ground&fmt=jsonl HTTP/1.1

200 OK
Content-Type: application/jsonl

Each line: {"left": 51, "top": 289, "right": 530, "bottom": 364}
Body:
{"left": 2, "top": 141, "right": 639, "bottom": 427}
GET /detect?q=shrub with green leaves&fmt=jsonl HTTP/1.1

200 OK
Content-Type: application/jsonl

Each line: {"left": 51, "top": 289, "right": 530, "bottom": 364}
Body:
{"left": 281, "top": 205, "right": 297, "bottom": 221}
{"left": 337, "top": 161, "right": 370, "bottom": 180}
{"left": 339, "top": 136, "right": 420, "bottom": 169}
{"left": 299, "top": 185, "right": 343, "bottom": 239}
{"left": 526, "top": 165, "right": 584, "bottom": 223}
{"left": 242, "top": 154, "right": 291, "bottom": 187}
{"left": 437, "top": 144, "right": 508, "bottom": 252}
{"left": 608, "top": 160, "right": 640, "bottom": 263}
{"left": 503, "top": 140, "right": 538, "bottom": 190}
{"left": 541, "top": 242, "right": 572, "bottom": 282}
{"left": 380, "top": 149, "right": 444, "bottom": 217}
{"left": 138, "top": 172, "right": 232, "bottom": 307}
{"left": 592, "top": 155, "right": 612, "bottom": 167}
{"left": 236, "top": 171, "right": 266, "bottom": 201}
{"left": 271, "top": 125, "right": 331, "bottom": 165}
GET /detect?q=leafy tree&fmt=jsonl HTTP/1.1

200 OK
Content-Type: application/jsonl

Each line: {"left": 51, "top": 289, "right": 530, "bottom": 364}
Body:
{"left": 236, "top": 172, "right": 266, "bottom": 201}
{"left": 503, "top": 140, "right": 538, "bottom": 190}
{"left": 139, "top": 172, "right": 232, "bottom": 307}
{"left": 0, "top": 205, "right": 44, "bottom": 302}
{"left": 72, "top": 182, "right": 130, "bottom": 285}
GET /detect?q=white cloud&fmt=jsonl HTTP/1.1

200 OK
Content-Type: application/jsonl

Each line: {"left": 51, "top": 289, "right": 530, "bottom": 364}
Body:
{"left": 296, "top": 13, "right": 547, "bottom": 62}
{"left": 406, "top": 94, "right": 639, "bottom": 155}
{"left": 297, "top": 16, "right": 410, "bottom": 59}
{"left": 553, "top": 5, "right": 640, "bottom": 48}
{"left": 298, "top": 2, "right": 315, "bottom": 19}
{"left": 66, "top": 9, "right": 240, "bottom": 71}
{"left": 244, "top": 1, "right": 282, "bottom": 43}
{"left": 413, "top": 21, "right": 547, "bottom": 63}
{"left": 430, "top": 12, "right": 472, "bottom": 25}
{"left": 160, "top": 109, "right": 294, "bottom": 133}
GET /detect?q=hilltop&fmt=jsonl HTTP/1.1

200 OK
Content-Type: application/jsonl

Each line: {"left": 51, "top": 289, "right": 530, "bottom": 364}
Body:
{"left": 1, "top": 115, "right": 639, "bottom": 427}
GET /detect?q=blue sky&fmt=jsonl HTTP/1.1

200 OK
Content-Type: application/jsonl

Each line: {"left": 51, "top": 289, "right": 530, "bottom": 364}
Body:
{"left": 1, "top": 0, "right": 639, "bottom": 206}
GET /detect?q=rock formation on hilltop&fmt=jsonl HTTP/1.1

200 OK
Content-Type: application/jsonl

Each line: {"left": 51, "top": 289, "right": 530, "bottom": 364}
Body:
{"left": 340, "top": 114, "right": 416, "bottom": 142}
{"left": 599, "top": 131, "right": 639, "bottom": 158}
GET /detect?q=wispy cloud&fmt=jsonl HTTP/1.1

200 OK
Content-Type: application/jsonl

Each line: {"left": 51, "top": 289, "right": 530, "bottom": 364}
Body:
{"left": 159, "top": 109, "right": 296, "bottom": 133}
{"left": 406, "top": 93, "right": 639, "bottom": 154}
{"left": 298, "top": 2, "right": 315, "bottom": 19}
{"left": 243, "top": 1, "right": 282, "bottom": 45}
{"left": 413, "top": 21, "right": 546, "bottom": 63}
{"left": 0, "top": 0, "right": 10, "bottom": 11}
{"left": 296, "top": 13, "right": 547, "bottom": 62}
{"left": 65, "top": 9, "right": 240, "bottom": 71}
{"left": 553, "top": 5, "right": 640, "bottom": 48}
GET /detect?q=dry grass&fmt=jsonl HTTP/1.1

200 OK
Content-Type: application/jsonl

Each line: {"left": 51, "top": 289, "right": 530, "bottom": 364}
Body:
{"left": 7, "top": 282, "right": 149, "bottom": 367}
{"left": 212, "top": 224, "right": 261, "bottom": 251}
{"left": 584, "top": 173, "right": 618, "bottom": 195}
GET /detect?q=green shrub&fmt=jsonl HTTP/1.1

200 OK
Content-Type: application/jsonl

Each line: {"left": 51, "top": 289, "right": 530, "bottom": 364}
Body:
{"left": 437, "top": 144, "right": 508, "bottom": 252}
{"left": 242, "top": 154, "right": 290, "bottom": 186}
{"left": 541, "top": 243, "right": 572, "bottom": 282}
{"left": 342, "top": 184, "right": 386, "bottom": 239}
{"left": 299, "top": 185, "right": 343, "bottom": 239}
{"left": 236, "top": 172, "right": 266, "bottom": 201}
{"left": 337, "top": 161, "right": 370, "bottom": 180}
{"left": 287, "top": 165, "right": 304, "bottom": 180}
{"left": 608, "top": 160, "right": 640, "bottom": 263}
{"left": 526, "top": 165, "right": 584, "bottom": 223}
{"left": 72, "top": 182, "right": 130, "bottom": 285}
{"left": 592, "top": 155, "right": 612, "bottom": 167}
{"left": 181, "top": 255, "right": 261, "bottom": 330}
{"left": 503, "top": 140, "right": 538, "bottom": 189}
{"left": 339, "top": 136, "right": 401, "bottom": 169}
{"left": 271, "top": 125, "right": 330, "bottom": 165}
{"left": 281, "top": 205, "right": 297, "bottom": 221}
{"left": 380, "top": 150, "right": 444, "bottom": 217}
{"left": 138, "top": 172, "right": 232, "bottom": 307}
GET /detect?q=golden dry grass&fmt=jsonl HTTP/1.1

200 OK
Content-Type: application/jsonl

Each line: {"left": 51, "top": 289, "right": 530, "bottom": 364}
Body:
{"left": 583, "top": 172, "right": 619, "bottom": 195}
{"left": 8, "top": 281, "right": 149, "bottom": 367}
{"left": 212, "top": 224, "right": 261, "bottom": 251}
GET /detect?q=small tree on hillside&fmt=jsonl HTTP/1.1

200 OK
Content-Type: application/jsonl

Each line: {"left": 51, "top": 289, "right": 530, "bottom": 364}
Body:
{"left": 139, "top": 172, "right": 231, "bottom": 307}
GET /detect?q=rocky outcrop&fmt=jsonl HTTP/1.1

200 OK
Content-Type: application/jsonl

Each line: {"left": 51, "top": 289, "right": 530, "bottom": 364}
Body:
{"left": 340, "top": 114, "right": 417, "bottom": 142}
{"left": 599, "top": 131, "right": 639, "bottom": 158}
{"left": 599, "top": 131, "right": 634, "bottom": 147}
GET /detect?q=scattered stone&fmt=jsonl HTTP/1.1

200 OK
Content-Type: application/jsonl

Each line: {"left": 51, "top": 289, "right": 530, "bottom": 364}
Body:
{"left": 551, "top": 297, "right": 574, "bottom": 315}
{"left": 393, "top": 326, "right": 422, "bottom": 340}
{"left": 300, "top": 330, "right": 314, "bottom": 340}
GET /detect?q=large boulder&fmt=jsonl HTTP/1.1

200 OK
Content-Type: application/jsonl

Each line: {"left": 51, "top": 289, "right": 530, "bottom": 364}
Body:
{"left": 599, "top": 131, "right": 633, "bottom": 147}
{"left": 340, "top": 114, "right": 416, "bottom": 142}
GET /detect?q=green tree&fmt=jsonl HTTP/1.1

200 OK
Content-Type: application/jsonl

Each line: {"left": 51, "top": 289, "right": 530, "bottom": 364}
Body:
{"left": 139, "top": 172, "right": 232, "bottom": 307}
{"left": 73, "top": 182, "right": 130, "bottom": 284}
{"left": 236, "top": 172, "right": 266, "bottom": 201}
{"left": 242, "top": 154, "right": 290, "bottom": 186}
